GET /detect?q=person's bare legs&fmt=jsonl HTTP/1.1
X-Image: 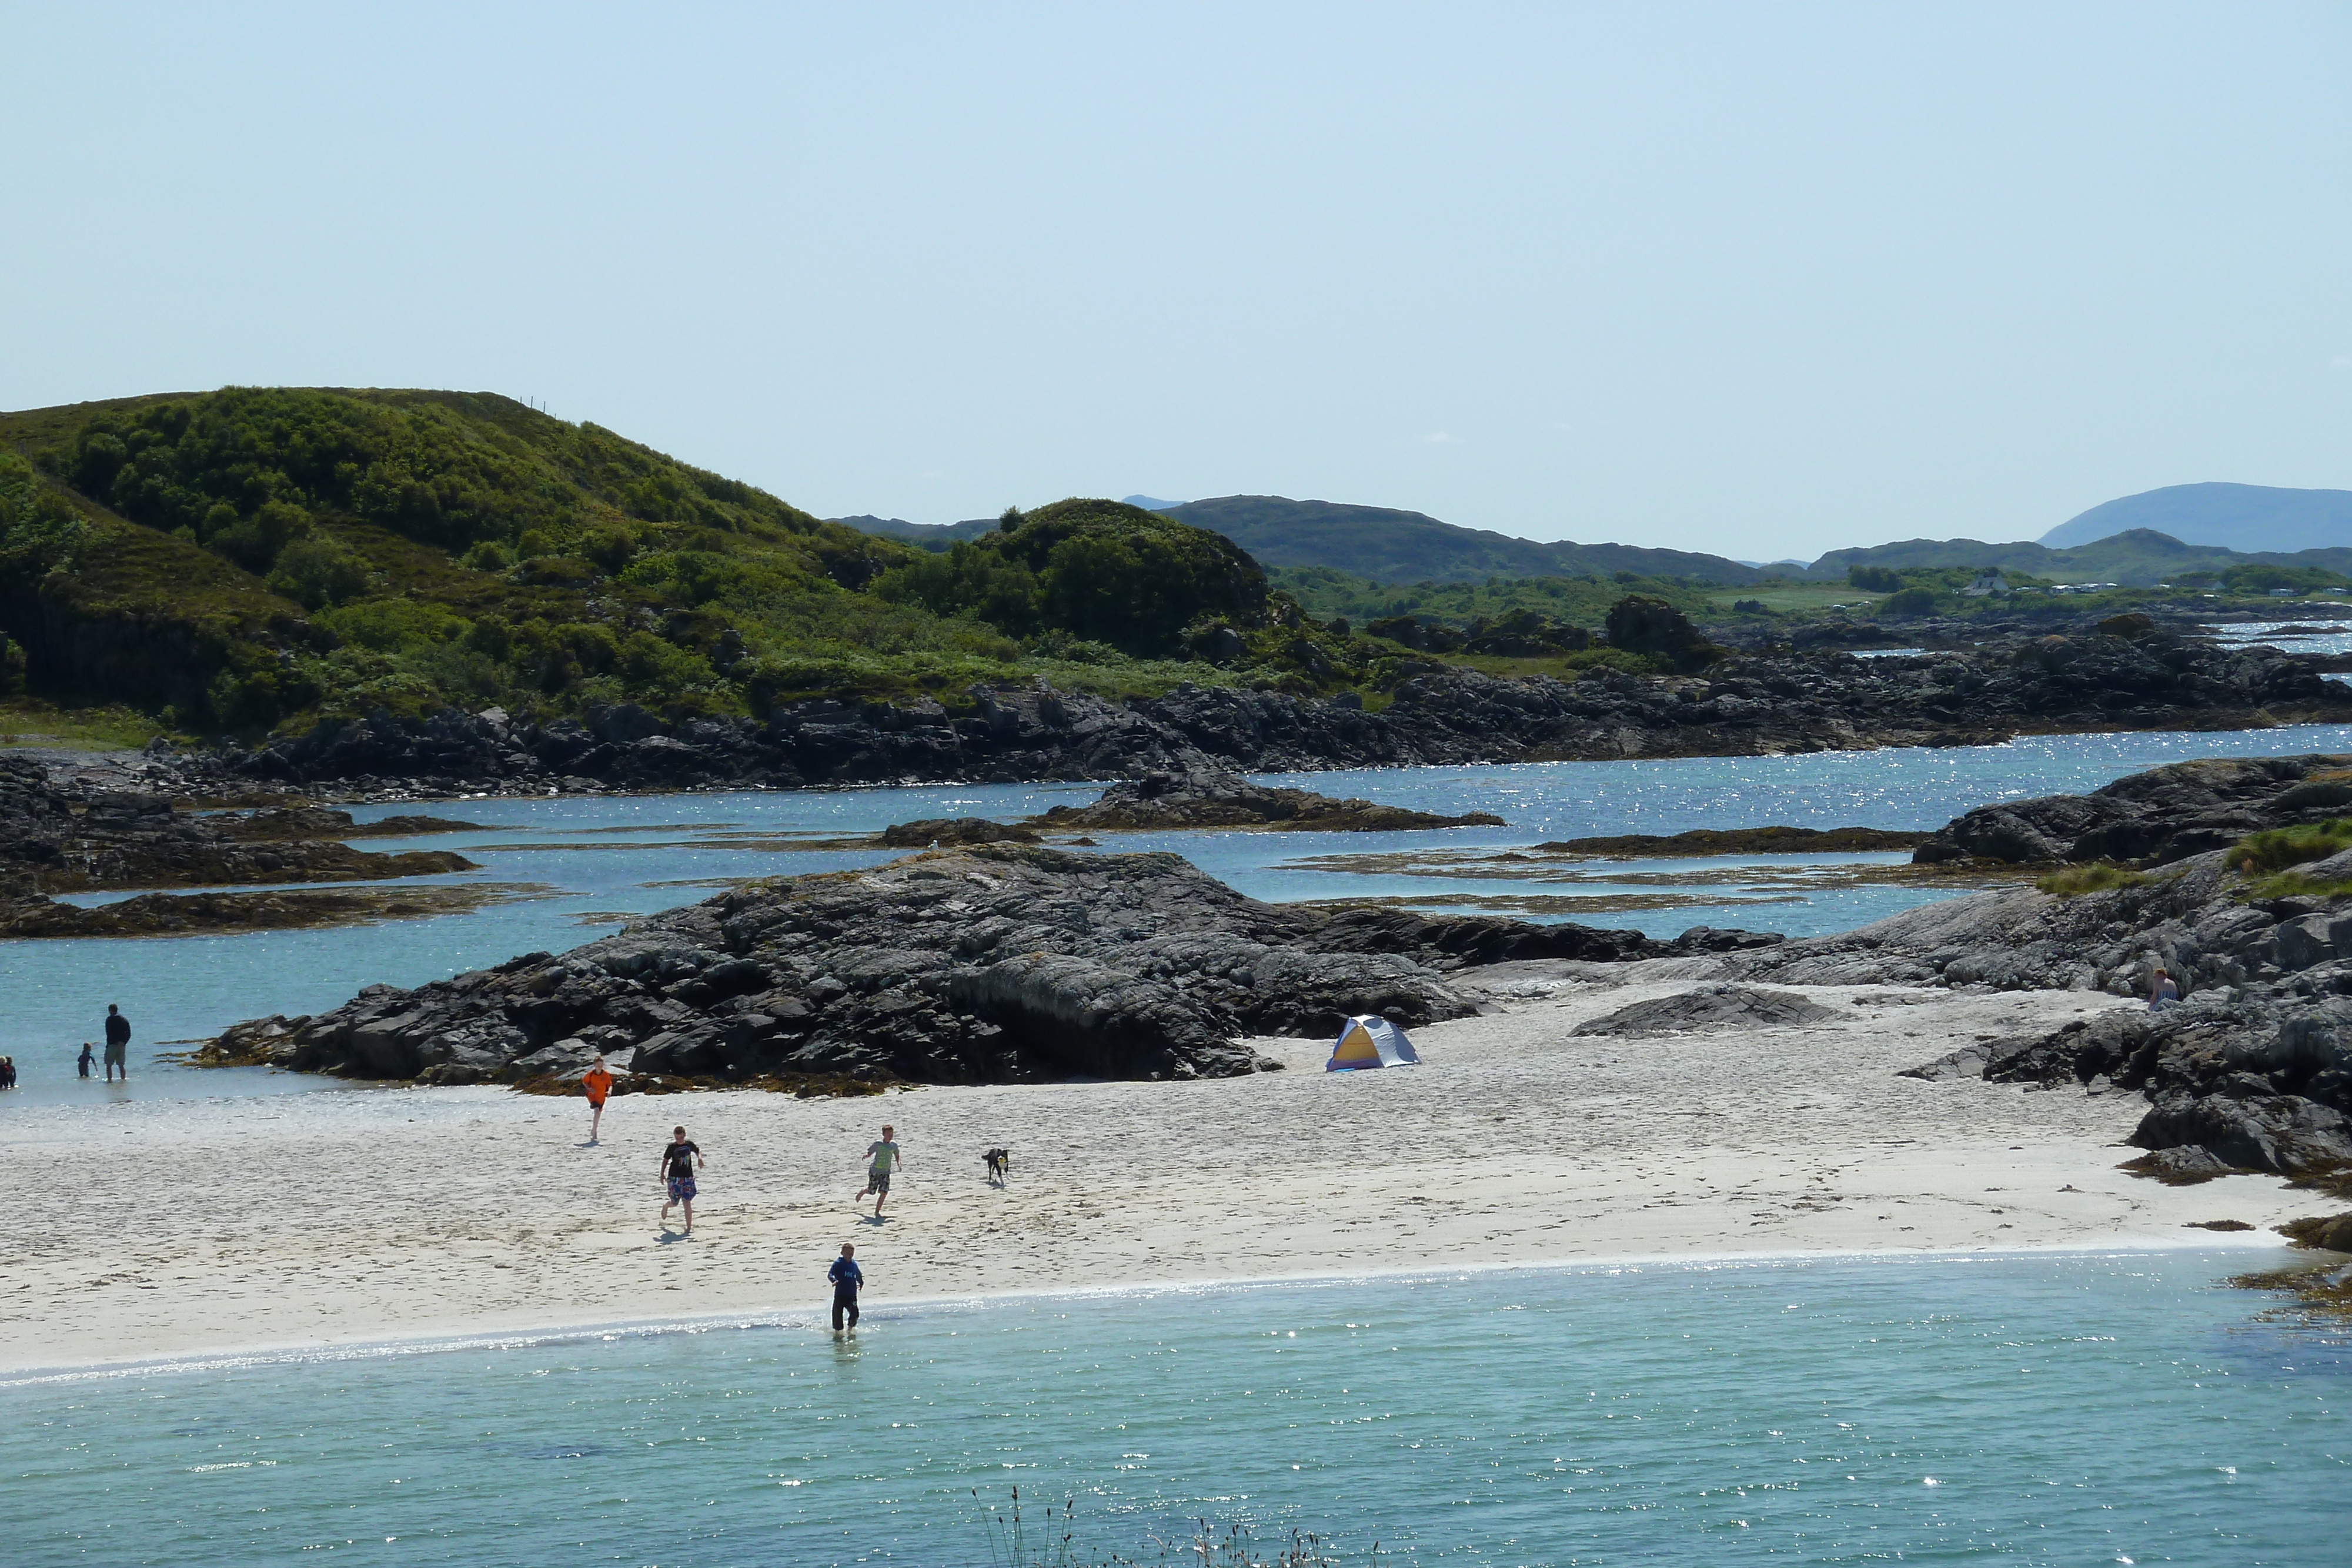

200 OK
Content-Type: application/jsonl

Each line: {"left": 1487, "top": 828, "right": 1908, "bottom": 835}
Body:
{"left": 681, "top": 1193, "right": 693, "bottom": 1235}
{"left": 590, "top": 1101, "right": 604, "bottom": 1144}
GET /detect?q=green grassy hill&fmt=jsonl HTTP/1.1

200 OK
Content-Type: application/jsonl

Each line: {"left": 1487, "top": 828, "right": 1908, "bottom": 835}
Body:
{"left": 0, "top": 389, "right": 1384, "bottom": 737}
{"left": 1142, "top": 496, "right": 1769, "bottom": 586}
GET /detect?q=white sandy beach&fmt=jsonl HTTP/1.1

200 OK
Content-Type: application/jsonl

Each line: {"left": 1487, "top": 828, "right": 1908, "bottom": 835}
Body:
{"left": 6, "top": 962, "right": 2334, "bottom": 1377}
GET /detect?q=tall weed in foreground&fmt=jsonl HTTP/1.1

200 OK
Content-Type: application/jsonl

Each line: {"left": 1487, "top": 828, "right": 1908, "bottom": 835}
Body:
{"left": 974, "top": 1488, "right": 1377, "bottom": 1567}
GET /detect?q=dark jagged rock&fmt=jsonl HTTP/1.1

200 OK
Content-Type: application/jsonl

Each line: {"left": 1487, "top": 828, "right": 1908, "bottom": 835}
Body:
{"left": 1572, "top": 985, "right": 1842, "bottom": 1036}
{"left": 1913, "top": 755, "right": 2352, "bottom": 867}
{"left": 203, "top": 844, "right": 1775, "bottom": 1089}
{"left": 1034, "top": 767, "right": 1504, "bottom": 833}
{"left": 0, "top": 754, "right": 476, "bottom": 892}
{"left": 877, "top": 817, "right": 1040, "bottom": 848}
{"left": 1538, "top": 825, "right": 1929, "bottom": 858}
{"left": 0, "top": 880, "right": 524, "bottom": 938}
{"left": 189, "top": 623, "right": 2352, "bottom": 796}
{"left": 216, "top": 808, "right": 485, "bottom": 841}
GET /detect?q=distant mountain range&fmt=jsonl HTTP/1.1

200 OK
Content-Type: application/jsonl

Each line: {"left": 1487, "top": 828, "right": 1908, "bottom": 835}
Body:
{"left": 838, "top": 480, "right": 2352, "bottom": 590}
{"left": 1150, "top": 496, "right": 1768, "bottom": 586}
{"left": 830, "top": 513, "right": 999, "bottom": 547}
{"left": 1809, "top": 528, "right": 2352, "bottom": 586}
{"left": 2042, "top": 483, "right": 2352, "bottom": 551}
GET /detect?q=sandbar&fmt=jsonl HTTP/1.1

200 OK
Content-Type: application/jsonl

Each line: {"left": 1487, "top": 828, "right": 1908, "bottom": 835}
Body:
{"left": 7, "top": 963, "right": 2333, "bottom": 1376}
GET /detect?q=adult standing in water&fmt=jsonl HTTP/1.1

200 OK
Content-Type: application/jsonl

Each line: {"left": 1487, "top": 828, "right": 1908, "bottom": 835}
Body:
{"left": 659, "top": 1125, "right": 704, "bottom": 1234}
{"left": 858, "top": 1125, "right": 903, "bottom": 1219}
{"left": 582, "top": 1055, "right": 614, "bottom": 1144}
{"left": 828, "top": 1242, "right": 864, "bottom": 1332}
{"left": 102, "top": 1005, "right": 131, "bottom": 1082}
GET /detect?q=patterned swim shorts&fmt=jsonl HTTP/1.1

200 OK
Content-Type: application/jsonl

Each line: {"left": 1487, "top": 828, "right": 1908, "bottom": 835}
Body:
{"left": 667, "top": 1176, "right": 697, "bottom": 1202}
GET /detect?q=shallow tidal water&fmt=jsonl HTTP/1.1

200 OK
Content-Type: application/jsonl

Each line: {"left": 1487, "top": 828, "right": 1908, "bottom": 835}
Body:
{"left": 2, "top": 1251, "right": 2342, "bottom": 1566}
{"left": 10, "top": 724, "right": 2352, "bottom": 1106}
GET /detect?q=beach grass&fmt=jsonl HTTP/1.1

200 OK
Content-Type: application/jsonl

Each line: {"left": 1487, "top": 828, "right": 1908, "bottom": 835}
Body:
{"left": 0, "top": 697, "right": 171, "bottom": 750}
{"left": 2034, "top": 862, "right": 2150, "bottom": 898}
{"left": 2226, "top": 817, "right": 2352, "bottom": 876}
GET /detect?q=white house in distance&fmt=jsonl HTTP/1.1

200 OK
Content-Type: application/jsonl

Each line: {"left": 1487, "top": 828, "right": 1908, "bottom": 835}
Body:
{"left": 1962, "top": 569, "right": 2010, "bottom": 597}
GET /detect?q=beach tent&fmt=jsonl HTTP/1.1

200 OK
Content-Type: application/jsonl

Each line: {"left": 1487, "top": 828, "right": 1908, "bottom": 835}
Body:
{"left": 1325, "top": 1014, "right": 1419, "bottom": 1071}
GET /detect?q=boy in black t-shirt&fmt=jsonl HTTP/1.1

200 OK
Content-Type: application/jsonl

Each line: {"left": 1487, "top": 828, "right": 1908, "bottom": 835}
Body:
{"left": 659, "top": 1125, "right": 705, "bottom": 1234}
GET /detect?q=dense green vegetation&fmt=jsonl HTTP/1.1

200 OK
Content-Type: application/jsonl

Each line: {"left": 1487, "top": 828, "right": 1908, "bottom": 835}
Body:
{"left": 1269, "top": 565, "right": 1723, "bottom": 629}
{"left": 1, "top": 390, "right": 1411, "bottom": 735}
{"left": 871, "top": 499, "right": 1269, "bottom": 657}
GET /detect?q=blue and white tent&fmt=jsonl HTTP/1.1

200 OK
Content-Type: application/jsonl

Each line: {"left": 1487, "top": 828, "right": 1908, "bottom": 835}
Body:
{"left": 1325, "top": 1015, "right": 1419, "bottom": 1071}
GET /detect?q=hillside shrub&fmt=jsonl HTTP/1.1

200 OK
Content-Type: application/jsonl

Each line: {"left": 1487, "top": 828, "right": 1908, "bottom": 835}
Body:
{"left": 267, "top": 535, "right": 371, "bottom": 609}
{"left": 1603, "top": 595, "right": 1719, "bottom": 671}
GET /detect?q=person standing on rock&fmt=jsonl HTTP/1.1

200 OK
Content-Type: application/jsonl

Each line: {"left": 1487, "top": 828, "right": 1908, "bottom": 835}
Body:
{"left": 102, "top": 1005, "right": 131, "bottom": 1082}
{"left": 659, "top": 1125, "right": 704, "bottom": 1234}
{"left": 582, "top": 1055, "right": 614, "bottom": 1144}
{"left": 858, "top": 1125, "right": 903, "bottom": 1219}
{"left": 828, "top": 1242, "right": 864, "bottom": 1332}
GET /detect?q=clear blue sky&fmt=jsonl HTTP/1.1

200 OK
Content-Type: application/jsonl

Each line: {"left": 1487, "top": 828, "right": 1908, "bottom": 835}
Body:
{"left": 5, "top": 2, "right": 2347, "bottom": 560}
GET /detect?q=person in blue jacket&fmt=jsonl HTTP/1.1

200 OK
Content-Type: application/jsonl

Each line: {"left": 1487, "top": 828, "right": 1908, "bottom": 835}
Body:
{"left": 828, "top": 1243, "right": 864, "bottom": 1332}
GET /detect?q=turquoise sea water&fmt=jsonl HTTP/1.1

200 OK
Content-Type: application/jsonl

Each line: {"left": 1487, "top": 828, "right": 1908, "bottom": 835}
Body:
{"left": 3, "top": 1251, "right": 2342, "bottom": 1566}
{"left": 11, "top": 724, "right": 2352, "bottom": 1107}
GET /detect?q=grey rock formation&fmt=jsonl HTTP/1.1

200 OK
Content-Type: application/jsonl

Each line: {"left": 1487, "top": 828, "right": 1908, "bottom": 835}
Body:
{"left": 1913, "top": 755, "right": 2352, "bottom": 867}
{"left": 1033, "top": 766, "right": 1504, "bottom": 832}
{"left": 0, "top": 754, "right": 476, "bottom": 919}
{"left": 1572, "top": 985, "right": 1842, "bottom": 1036}
{"left": 208, "top": 845, "right": 1780, "bottom": 1088}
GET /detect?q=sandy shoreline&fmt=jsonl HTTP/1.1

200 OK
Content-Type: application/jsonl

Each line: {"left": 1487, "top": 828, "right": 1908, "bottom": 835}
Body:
{"left": 10, "top": 961, "right": 2334, "bottom": 1378}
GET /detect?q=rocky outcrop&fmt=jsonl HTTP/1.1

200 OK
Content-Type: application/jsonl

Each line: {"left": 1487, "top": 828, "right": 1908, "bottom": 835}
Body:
{"left": 1913, "top": 755, "right": 2352, "bottom": 867}
{"left": 0, "top": 880, "right": 522, "bottom": 938}
{"left": 193, "top": 625, "right": 2352, "bottom": 795}
{"left": 1538, "top": 825, "right": 1928, "bottom": 857}
{"left": 1034, "top": 767, "right": 1504, "bottom": 833}
{"left": 877, "top": 817, "right": 1040, "bottom": 848}
{"left": 1572, "top": 985, "right": 1842, "bottom": 1036}
{"left": 204, "top": 844, "right": 1780, "bottom": 1088}
{"left": 0, "top": 754, "right": 476, "bottom": 892}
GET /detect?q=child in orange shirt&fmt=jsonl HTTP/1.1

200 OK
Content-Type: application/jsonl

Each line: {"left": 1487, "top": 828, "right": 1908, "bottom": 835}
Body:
{"left": 582, "top": 1055, "right": 615, "bottom": 1144}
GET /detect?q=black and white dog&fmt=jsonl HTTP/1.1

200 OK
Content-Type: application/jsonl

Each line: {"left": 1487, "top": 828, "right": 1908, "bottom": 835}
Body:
{"left": 983, "top": 1147, "right": 1010, "bottom": 1183}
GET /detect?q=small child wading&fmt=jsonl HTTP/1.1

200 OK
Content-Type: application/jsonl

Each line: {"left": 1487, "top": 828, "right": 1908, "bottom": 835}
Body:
{"left": 828, "top": 1243, "right": 864, "bottom": 1332}
{"left": 858, "top": 1125, "right": 903, "bottom": 1218}
{"left": 659, "top": 1126, "right": 704, "bottom": 1233}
